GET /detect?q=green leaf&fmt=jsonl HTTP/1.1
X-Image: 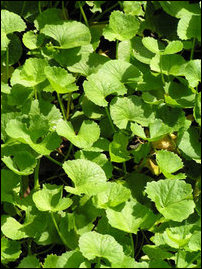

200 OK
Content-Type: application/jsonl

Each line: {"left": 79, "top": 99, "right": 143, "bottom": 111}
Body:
{"left": 110, "top": 96, "right": 155, "bottom": 129}
{"left": 142, "top": 37, "right": 160, "bottom": 54}
{"left": 34, "top": 8, "right": 63, "bottom": 30}
{"left": 43, "top": 251, "right": 84, "bottom": 268}
{"left": 163, "top": 40, "right": 183, "bottom": 55}
{"left": 106, "top": 198, "right": 157, "bottom": 234}
{"left": 22, "top": 31, "right": 45, "bottom": 50}
{"left": 18, "top": 255, "right": 41, "bottom": 268}
{"left": 109, "top": 132, "right": 130, "bottom": 163}
{"left": 1, "top": 9, "right": 26, "bottom": 35}
{"left": 2, "top": 151, "right": 37, "bottom": 175}
{"left": 44, "top": 66, "right": 78, "bottom": 94}
{"left": 79, "top": 231, "right": 125, "bottom": 264}
{"left": 1, "top": 215, "right": 28, "bottom": 240}
{"left": 145, "top": 179, "right": 195, "bottom": 222}
{"left": 81, "top": 96, "right": 105, "bottom": 120}
{"left": 142, "top": 245, "right": 172, "bottom": 260}
{"left": 188, "top": 231, "right": 201, "bottom": 251}
{"left": 156, "top": 150, "right": 185, "bottom": 179}
{"left": 194, "top": 92, "right": 201, "bottom": 126}
{"left": 93, "top": 182, "right": 131, "bottom": 209}
{"left": 103, "top": 10, "right": 140, "bottom": 41}
{"left": 184, "top": 60, "right": 201, "bottom": 88}
{"left": 63, "top": 159, "right": 108, "bottom": 196}
{"left": 41, "top": 21, "right": 91, "bottom": 49}
{"left": 56, "top": 119, "right": 100, "bottom": 149}
{"left": 32, "top": 184, "right": 72, "bottom": 212}
{"left": 1, "top": 237, "right": 21, "bottom": 264}
{"left": 75, "top": 150, "right": 113, "bottom": 179}
{"left": 177, "top": 126, "right": 201, "bottom": 162}
{"left": 84, "top": 59, "right": 142, "bottom": 107}
{"left": 150, "top": 54, "right": 186, "bottom": 76}
{"left": 123, "top": 1, "right": 146, "bottom": 16}
{"left": 112, "top": 256, "right": 149, "bottom": 268}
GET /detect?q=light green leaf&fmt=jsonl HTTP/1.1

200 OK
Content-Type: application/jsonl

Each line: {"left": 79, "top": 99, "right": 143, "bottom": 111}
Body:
{"left": 163, "top": 40, "right": 183, "bottom": 55}
{"left": 43, "top": 251, "right": 84, "bottom": 268}
{"left": 63, "top": 159, "right": 108, "bottom": 196}
{"left": 103, "top": 10, "right": 140, "bottom": 41}
{"left": 79, "top": 231, "right": 125, "bottom": 264}
{"left": 2, "top": 151, "right": 37, "bottom": 175}
{"left": 1, "top": 215, "right": 28, "bottom": 240}
{"left": 142, "top": 37, "right": 160, "bottom": 54}
{"left": 81, "top": 96, "right": 105, "bottom": 120}
{"left": 84, "top": 59, "right": 142, "bottom": 107}
{"left": 22, "top": 31, "right": 45, "bottom": 50}
{"left": 156, "top": 150, "right": 185, "bottom": 179}
{"left": 18, "top": 255, "right": 41, "bottom": 268}
{"left": 1, "top": 9, "right": 26, "bottom": 35}
{"left": 110, "top": 96, "right": 155, "bottom": 129}
{"left": 106, "top": 198, "right": 157, "bottom": 234}
{"left": 123, "top": 1, "right": 146, "bottom": 16}
{"left": 44, "top": 66, "right": 78, "bottom": 94}
{"left": 142, "top": 245, "right": 173, "bottom": 260}
{"left": 56, "top": 119, "right": 100, "bottom": 149}
{"left": 112, "top": 256, "right": 149, "bottom": 268}
{"left": 75, "top": 150, "right": 113, "bottom": 179}
{"left": 177, "top": 126, "right": 201, "bottom": 161}
{"left": 109, "top": 132, "right": 130, "bottom": 163}
{"left": 188, "top": 231, "right": 201, "bottom": 251}
{"left": 150, "top": 54, "right": 186, "bottom": 76}
{"left": 32, "top": 184, "right": 72, "bottom": 212}
{"left": 184, "top": 60, "right": 201, "bottom": 88}
{"left": 93, "top": 182, "right": 131, "bottom": 209}
{"left": 1, "top": 237, "right": 21, "bottom": 264}
{"left": 194, "top": 92, "right": 201, "bottom": 126}
{"left": 41, "top": 21, "right": 91, "bottom": 49}
{"left": 145, "top": 179, "right": 195, "bottom": 222}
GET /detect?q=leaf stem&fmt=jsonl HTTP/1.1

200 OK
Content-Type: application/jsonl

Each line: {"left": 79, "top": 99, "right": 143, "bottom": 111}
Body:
{"left": 105, "top": 106, "right": 116, "bottom": 133}
{"left": 116, "top": 40, "right": 119, "bottom": 59}
{"left": 38, "top": 1, "right": 42, "bottom": 13}
{"left": 96, "top": 257, "right": 101, "bottom": 268}
{"left": 57, "top": 93, "right": 67, "bottom": 121}
{"left": 33, "top": 86, "right": 37, "bottom": 100}
{"left": 66, "top": 93, "right": 71, "bottom": 120}
{"left": 64, "top": 143, "right": 73, "bottom": 162}
{"left": 130, "top": 233, "right": 135, "bottom": 258}
{"left": 90, "top": 2, "right": 119, "bottom": 22}
{"left": 190, "top": 38, "right": 196, "bottom": 60}
{"left": 135, "top": 231, "right": 144, "bottom": 259}
{"left": 20, "top": 1, "right": 26, "bottom": 16}
{"left": 34, "top": 158, "right": 40, "bottom": 190}
{"left": 160, "top": 54, "right": 165, "bottom": 85}
{"left": 123, "top": 162, "right": 127, "bottom": 174}
{"left": 6, "top": 47, "right": 9, "bottom": 82}
{"left": 62, "top": 1, "right": 68, "bottom": 20}
{"left": 50, "top": 212, "right": 68, "bottom": 247}
{"left": 45, "top": 155, "right": 63, "bottom": 167}
{"left": 79, "top": 2, "right": 89, "bottom": 27}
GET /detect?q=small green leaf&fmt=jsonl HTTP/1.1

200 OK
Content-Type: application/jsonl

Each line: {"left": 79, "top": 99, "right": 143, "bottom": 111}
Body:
{"left": 109, "top": 132, "right": 130, "bottom": 163}
{"left": 18, "top": 255, "right": 41, "bottom": 268}
{"left": 56, "top": 119, "right": 100, "bottom": 149}
{"left": 1, "top": 9, "right": 26, "bottom": 35}
{"left": 32, "top": 184, "right": 72, "bottom": 212}
{"left": 1, "top": 237, "right": 21, "bottom": 264}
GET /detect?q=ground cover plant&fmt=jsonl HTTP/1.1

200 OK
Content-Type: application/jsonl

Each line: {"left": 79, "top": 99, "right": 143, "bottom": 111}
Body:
{"left": 1, "top": 1, "right": 201, "bottom": 268}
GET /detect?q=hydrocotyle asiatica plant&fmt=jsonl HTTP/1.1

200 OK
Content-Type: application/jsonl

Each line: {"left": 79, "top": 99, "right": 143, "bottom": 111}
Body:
{"left": 1, "top": 1, "right": 201, "bottom": 268}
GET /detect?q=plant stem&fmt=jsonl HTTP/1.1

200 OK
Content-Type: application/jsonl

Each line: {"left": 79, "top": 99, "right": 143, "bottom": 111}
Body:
{"left": 20, "top": 1, "right": 26, "bottom": 16}
{"left": 34, "top": 158, "right": 40, "bottom": 190}
{"left": 160, "top": 54, "right": 165, "bottom": 85}
{"left": 41, "top": 173, "right": 66, "bottom": 184}
{"left": 135, "top": 231, "right": 144, "bottom": 259}
{"left": 45, "top": 155, "right": 63, "bottom": 167}
{"left": 66, "top": 93, "right": 71, "bottom": 120}
{"left": 123, "top": 162, "right": 127, "bottom": 174}
{"left": 116, "top": 40, "right": 119, "bottom": 59}
{"left": 6, "top": 47, "right": 9, "bottom": 82}
{"left": 34, "top": 86, "right": 37, "bottom": 99}
{"left": 35, "top": 244, "right": 55, "bottom": 256}
{"left": 91, "top": 2, "right": 119, "bottom": 22}
{"left": 38, "top": 1, "right": 42, "bottom": 13}
{"left": 79, "top": 2, "right": 89, "bottom": 27}
{"left": 96, "top": 257, "right": 101, "bottom": 268}
{"left": 62, "top": 1, "right": 68, "bottom": 20}
{"left": 64, "top": 143, "right": 73, "bottom": 162}
{"left": 51, "top": 212, "right": 68, "bottom": 247}
{"left": 105, "top": 106, "right": 116, "bottom": 133}
{"left": 57, "top": 93, "right": 67, "bottom": 121}
{"left": 130, "top": 233, "right": 135, "bottom": 258}
{"left": 190, "top": 38, "right": 196, "bottom": 60}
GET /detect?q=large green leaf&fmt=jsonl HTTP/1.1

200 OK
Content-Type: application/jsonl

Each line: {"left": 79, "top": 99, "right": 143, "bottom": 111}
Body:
{"left": 79, "top": 231, "right": 125, "bottom": 264}
{"left": 63, "top": 159, "right": 108, "bottom": 196}
{"left": 41, "top": 21, "right": 91, "bottom": 49}
{"left": 1, "top": 9, "right": 26, "bottom": 35}
{"left": 1, "top": 237, "right": 21, "bottom": 264}
{"left": 103, "top": 10, "right": 140, "bottom": 41}
{"left": 145, "top": 179, "right": 195, "bottom": 222}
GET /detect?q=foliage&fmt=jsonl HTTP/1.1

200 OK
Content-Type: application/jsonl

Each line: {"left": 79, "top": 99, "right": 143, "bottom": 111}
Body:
{"left": 1, "top": 1, "right": 201, "bottom": 268}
